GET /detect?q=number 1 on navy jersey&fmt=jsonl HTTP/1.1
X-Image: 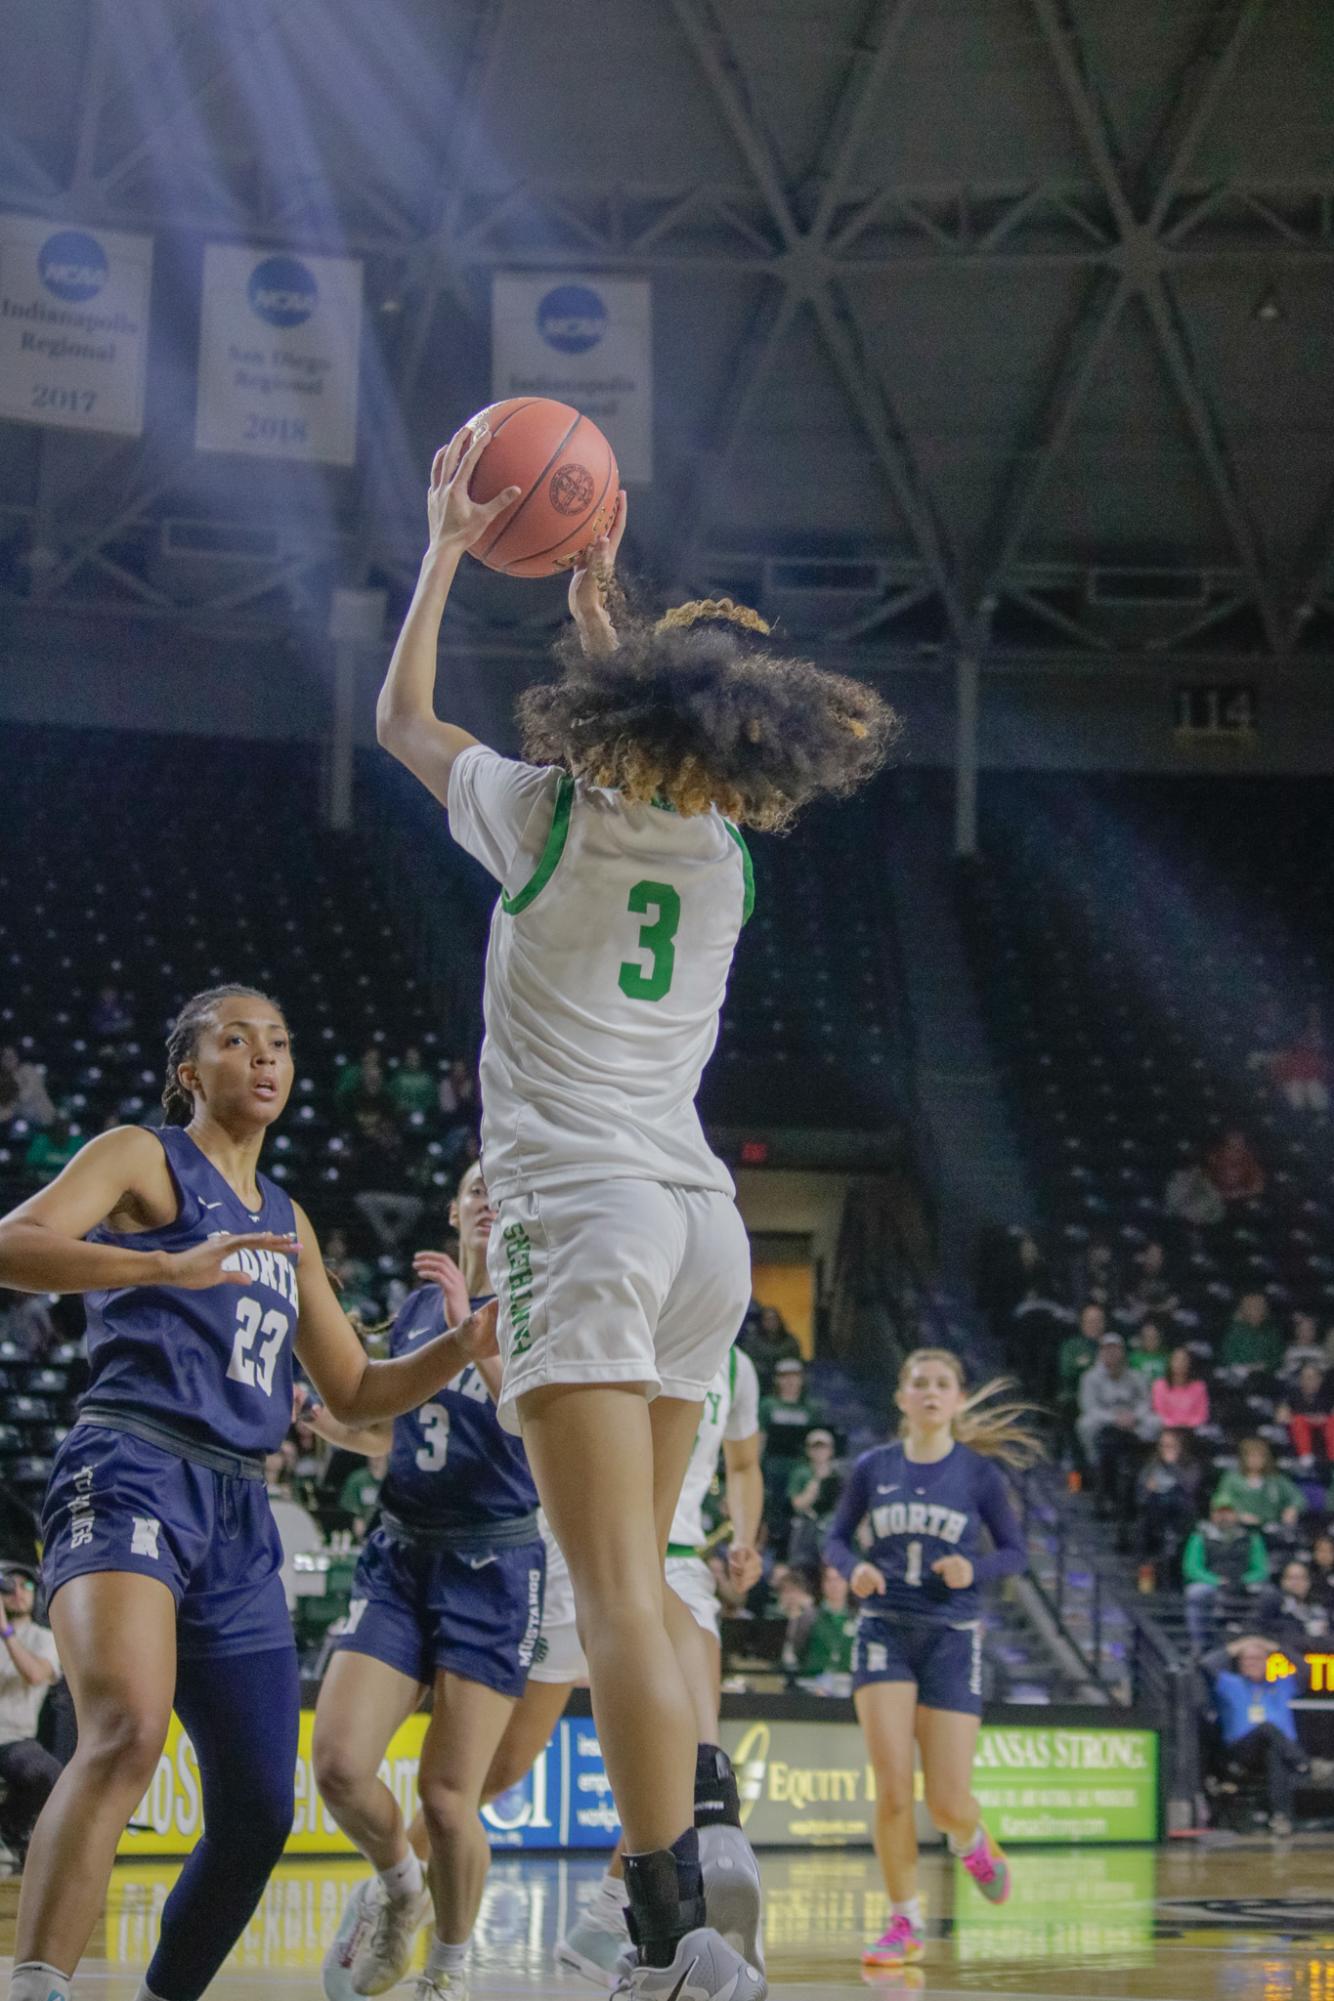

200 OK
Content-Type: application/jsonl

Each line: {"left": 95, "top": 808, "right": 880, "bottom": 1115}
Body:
{"left": 619, "top": 880, "right": 681, "bottom": 1002}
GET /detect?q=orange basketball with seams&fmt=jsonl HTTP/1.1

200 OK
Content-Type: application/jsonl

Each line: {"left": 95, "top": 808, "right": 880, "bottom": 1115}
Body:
{"left": 465, "top": 398, "right": 619, "bottom": 578}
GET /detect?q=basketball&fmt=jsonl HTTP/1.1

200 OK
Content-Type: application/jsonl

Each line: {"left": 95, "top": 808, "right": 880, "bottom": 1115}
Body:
{"left": 463, "top": 397, "right": 619, "bottom": 578}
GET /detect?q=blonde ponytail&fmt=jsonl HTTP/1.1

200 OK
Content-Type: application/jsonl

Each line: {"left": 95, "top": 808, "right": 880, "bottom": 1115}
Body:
{"left": 898, "top": 1347, "right": 1045, "bottom": 1470}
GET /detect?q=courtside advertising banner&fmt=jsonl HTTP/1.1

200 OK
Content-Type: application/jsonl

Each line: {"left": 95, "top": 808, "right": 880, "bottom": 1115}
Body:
{"left": 492, "top": 274, "right": 653, "bottom": 482}
{"left": 118, "top": 1712, "right": 1158, "bottom": 1858}
{"left": 196, "top": 243, "right": 362, "bottom": 464}
{"left": 0, "top": 215, "right": 152, "bottom": 435}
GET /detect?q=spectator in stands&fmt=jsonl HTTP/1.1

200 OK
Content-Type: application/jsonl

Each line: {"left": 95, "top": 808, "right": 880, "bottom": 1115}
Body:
{"left": 1271, "top": 1021, "right": 1330, "bottom": 1115}
{"left": 1076, "top": 1332, "right": 1159, "bottom": 1532}
{"left": 741, "top": 1303, "right": 803, "bottom": 1391}
{"left": 1135, "top": 1430, "right": 1200, "bottom": 1588}
{"left": 1152, "top": 1345, "right": 1210, "bottom": 1433}
{"left": 1129, "top": 1320, "right": 1168, "bottom": 1384}
{"left": 776, "top": 1567, "right": 818, "bottom": 1679}
{"left": 339, "top": 1452, "right": 388, "bottom": 1539}
{"left": 1214, "top": 1439, "right": 1303, "bottom": 1538}
{"left": 1124, "top": 1240, "right": 1180, "bottom": 1325}
{"left": 90, "top": 984, "right": 134, "bottom": 1040}
{"left": 1205, "top": 1129, "right": 1265, "bottom": 1204}
{"left": 793, "top": 1565, "right": 859, "bottom": 1689}
{"left": 1183, "top": 1497, "right": 1269, "bottom": 1651}
{"left": 1058, "top": 1301, "right": 1107, "bottom": 1423}
{"left": 760, "top": 1358, "right": 825, "bottom": 1536}
{"left": 1220, "top": 1291, "right": 1284, "bottom": 1374}
{"left": 437, "top": 1057, "right": 477, "bottom": 1124}
{"left": 1277, "top": 1362, "right": 1334, "bottom": 1470}
{"left": 22, "top": 1116, "right": 82, "bottom": 1186}
{"left": 1206, "top": 1634, "right": 1316, "bottom": 1836}
{"left": 0, "top": 1047, "right": 55, "bottom": 1129}
{"left": 1309, "top": 1533, "right": 1334, "bottom": 1610}
{"left": 335, "top": 1044, "right": 388, "bottom": 1113}
{"left": 1069, "top": 1235, "right": 1120, "bottom": 1314}
{"left": 1164, "top": 1157, "right": 1226, "bottom": 1230}
{"left": 1284, "top": 1312, "right": 1327, "bottom": 1376}
{"left": 350, "top": 1104, "right": 422, "bottom": 1252}
{"left": 1008, "top": 1231, "right": 1055, "bottom": 1308}
{"left": 0, "top": 1567, "right": 62, "bottom": 1868}
{"left": 1260, "top": 1559, "right": 1330, "bottom": 1652}
{"left": 786, "top": 1429, "right": 843, "bottom": 1570}
{"left": 387, "top": 1044, "right": 437, "bottom": 1119}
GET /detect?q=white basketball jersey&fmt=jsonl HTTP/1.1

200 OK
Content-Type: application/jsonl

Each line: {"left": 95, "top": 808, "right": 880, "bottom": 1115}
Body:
{"left": 448, "top": 745, "right": 752, "bottom": 1203}
{"left": 669, "top": 1345, "right": 761, "bottom": 1551}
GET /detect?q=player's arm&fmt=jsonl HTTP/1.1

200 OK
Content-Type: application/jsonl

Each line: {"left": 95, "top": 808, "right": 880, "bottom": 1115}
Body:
{"left": 303, "top": 1403, "right": 393, "bottom": 1459}
{"left": 567, "top": 490, "right": 627, "bottom": 658}
{"left": 291, "top": 1201, "right": 496, "bottom": 1425}
{"left": 0, "top": 1127, "right": 298, "bottom": 1293}
{"left": 722, "top": 1432, "right": 764, "bottom": 1593}
{"left": 824, "top": 1457, "right": 884, "bottom": 1596}
{"left": 951, "top": 1463, "right": 1028, "bottom": 1589}
{"left": 376, "top": 420, "right": 520, "bottom": 808}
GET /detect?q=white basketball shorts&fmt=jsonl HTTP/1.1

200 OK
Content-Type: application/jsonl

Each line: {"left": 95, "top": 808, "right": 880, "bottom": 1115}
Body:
{"left": 487, "top": 1178, "right": 752, "bottom": 1438}
{"left": 528, "top": 1532, "right": 723, "bottom": 1686}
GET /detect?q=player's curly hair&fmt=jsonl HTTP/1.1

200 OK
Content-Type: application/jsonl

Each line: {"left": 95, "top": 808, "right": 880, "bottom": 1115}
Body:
{"left": 898, "top": 1348, "right": 1046, "bottom": 1470}
{"left": 161, "top": 984, "right": 287, "bottom": 1125}
{"left": 517, "top": 597, "right": 901, "bottom": 831}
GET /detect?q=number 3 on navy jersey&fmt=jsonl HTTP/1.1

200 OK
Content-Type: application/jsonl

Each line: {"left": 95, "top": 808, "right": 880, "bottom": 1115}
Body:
{"left": 416, "top": 1404, "right": 450, "bottom": 1472}
{"left": 227, "top": 1298, "right": 288, "bottom": 1395}
{"left": 619, "top": 880, "right": 680, "bottom": 1002}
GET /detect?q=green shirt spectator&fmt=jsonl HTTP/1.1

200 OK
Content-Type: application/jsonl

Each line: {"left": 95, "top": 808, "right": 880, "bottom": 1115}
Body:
{"left": 1128, "top": 1321, "right": 1168, "bottom": 1383}
{"left": 1059, "top": 1304, "right": 1108, "bottom": 1399}
{"left": 1219, "top": 1292, "right": 1284, "bottom": 1372}
{"left": 24, "top": 1122, "right": 82, "bottom": 1184}
{"left": 389, "top": 1047, "right": 436, "bottom": 1118}
{"left": 797, "top": 1566, "right": 859, "bottom": 1680}
{"left": 339, "top": 1461, "right": 384, "bottom": 1526}
{"left": 759, "top": 1360, "right": 826, "bottom": 1461}
{"left": 1213, "top": 1443, "right": 1303, "bottom": 1529}
{"left": 1183, "top": 1516, "right": 1269, "bottom": 1590}
{"left": 336, "top": 1047, "right": 385, "bottom": 1105}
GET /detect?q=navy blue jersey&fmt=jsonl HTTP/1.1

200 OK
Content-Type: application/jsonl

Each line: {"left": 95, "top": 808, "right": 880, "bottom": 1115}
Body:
{"left": 824, "top": 1440, "right": 1026, "bottom": 1624}
{"left": 81, "top": 1126, "right": 298, "bottom": 1457}
{"left": 378, "top": 1286, "right": 537, "bottom": 1531}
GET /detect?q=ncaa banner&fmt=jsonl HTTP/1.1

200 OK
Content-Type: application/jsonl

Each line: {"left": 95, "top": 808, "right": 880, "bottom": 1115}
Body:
{"left": 196, "top": 244, "right": 362, "bottom": 465}
{"left": 0, "top": 215, "right": 151, "bottom": 436}
{"left": 492, "top": 274, "right": 652, "bottom": 483}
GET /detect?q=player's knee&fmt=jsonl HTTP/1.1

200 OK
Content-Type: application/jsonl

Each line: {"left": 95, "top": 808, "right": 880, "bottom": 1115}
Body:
{"left": 77, "top": 1704, "right": 167, "bottom": 1796}
{"left": 418, "top": 1776, "right": 476, "bottom": 1845}
{"left": 312, "top": 1733, "right": 375, "bottom": 1807}
{"left": 876, "top": 1777, "right": 916, "bottom": 1818}
{"left": 923, "top": 1785, "right": 969, "bottom": 1830}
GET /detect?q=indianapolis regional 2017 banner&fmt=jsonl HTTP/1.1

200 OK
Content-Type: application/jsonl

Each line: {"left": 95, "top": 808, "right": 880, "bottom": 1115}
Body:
{"left": 0, "top": 215, "right": 152, "bottom": 436}
{"left": 196, "top": 243, "right": 363, "bottom": 465}
{"left": 492, "top": 274, "right": 652, "bottom": 483}
{"left": 118, "top": 1712, "right": 1158, "bottom": 1858}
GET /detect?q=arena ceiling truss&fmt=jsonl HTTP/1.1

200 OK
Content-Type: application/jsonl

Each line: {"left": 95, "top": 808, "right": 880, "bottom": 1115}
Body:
{"left": 1, "top": 0, "right": 1333, "bottom": 674}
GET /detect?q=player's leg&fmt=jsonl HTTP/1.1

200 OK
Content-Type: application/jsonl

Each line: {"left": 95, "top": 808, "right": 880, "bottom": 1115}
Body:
{"left": 916, "top": 1625, "right": 1009, "bottom": 1904}
{"left": 854, "top": 1680, "right": 926, "bottom": 1967}
{"left": 11, "top": 1573, "right": 177, "bottom": 1996}
{"left": 481, "top": 1675, "right": 577, "bottom": 1802}
{"left": 139, "top": 1645, "right": 300, "bottom": 2001}
{"left": 313, "top": 1650, "right": 427, "bottom": 1869}
{"left": 917, "top": 1705, "right": 1006, "bottom": 1901}
{"left": 314, "top": 1546, "right": 432, "bottom": 2001}
{"left": 414, "top": 1672, "right": 517, "bottom": 1996}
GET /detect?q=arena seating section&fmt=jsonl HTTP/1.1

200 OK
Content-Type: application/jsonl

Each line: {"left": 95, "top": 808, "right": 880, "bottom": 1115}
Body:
{"left": 959, "top": 773, "right": 1334, "bottom": 1650}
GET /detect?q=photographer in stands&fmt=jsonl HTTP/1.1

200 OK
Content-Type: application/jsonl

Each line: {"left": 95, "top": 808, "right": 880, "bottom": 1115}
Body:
{"left": 0, "top": 1567, "right": 62, "bottom": 1870}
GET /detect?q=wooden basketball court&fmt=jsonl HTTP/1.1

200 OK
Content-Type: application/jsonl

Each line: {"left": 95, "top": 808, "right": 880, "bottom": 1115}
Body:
{"left": 5, "top": 1843, "right": 1332, "bottom": 1998}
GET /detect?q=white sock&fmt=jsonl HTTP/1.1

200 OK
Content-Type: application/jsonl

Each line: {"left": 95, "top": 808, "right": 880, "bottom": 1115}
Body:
{"left": 133, "top": 1985, "right": 168, "bottom": 2001}
{"left": 595, "top": 1869, "right": 627, "bottom": 1915}
{"left": 947, "top": 1823, "right": 984, "bottom": 1857}
{"left": 10, "top": 1965, "right": 71, "bottom": 2001}
{"left": 891, "top": 1896, "right": 924, "bottom": 1929}
{"left": 378, "top": 1849, "right": 425, "bottom": 1902}
{"left": 425, "top": 1938, "right": 469, "bottom": 1976}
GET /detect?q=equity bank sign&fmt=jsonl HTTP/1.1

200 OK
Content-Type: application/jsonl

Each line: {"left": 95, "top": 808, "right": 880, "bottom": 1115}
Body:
{"left": 118, "top": 1712, "right": 1157, "bottom": 1858}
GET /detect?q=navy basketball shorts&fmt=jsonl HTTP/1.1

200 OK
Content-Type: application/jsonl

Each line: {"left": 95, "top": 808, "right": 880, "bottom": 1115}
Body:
{"left": 42, "top": 1423, "right": 291, "bottom": 1660}
{"left": 338, "top": 1527, "right": 546, "bottom": 1700}
{"left": 852, "top": 1612, "right": 984, "bottom": 1716}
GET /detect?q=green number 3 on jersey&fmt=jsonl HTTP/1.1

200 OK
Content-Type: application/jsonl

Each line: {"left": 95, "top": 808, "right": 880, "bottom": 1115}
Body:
{"left": 619, "top": 880, "right": 681, "bottom": 1001}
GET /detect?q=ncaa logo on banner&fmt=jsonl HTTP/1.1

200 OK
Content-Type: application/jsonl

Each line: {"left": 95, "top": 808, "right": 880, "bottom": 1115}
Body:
{"left": 536, "top": 283, "right": 607, "bottom": 355}
{"left": 247, "top": 254, "right": 319, "bottom": 328}
{"left": 38, "top": 229, "right": 109, "bottom": 303}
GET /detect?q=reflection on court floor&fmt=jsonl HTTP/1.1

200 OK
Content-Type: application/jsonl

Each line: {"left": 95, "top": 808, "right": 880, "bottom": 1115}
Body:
{"left": 6, "top": 1844, "right": 1334, "bottom": 1997}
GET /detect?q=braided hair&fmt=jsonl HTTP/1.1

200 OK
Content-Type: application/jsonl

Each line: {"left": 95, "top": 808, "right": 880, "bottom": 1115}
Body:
{"left": 161, "top": 985, "right": 286, "bottom": 1126}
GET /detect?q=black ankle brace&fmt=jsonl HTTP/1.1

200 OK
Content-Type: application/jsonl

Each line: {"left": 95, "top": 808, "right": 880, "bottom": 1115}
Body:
{"left": 694, "top": 1742, "right": 743, "bottom": 1830}
{"left": 623, "top": 1828, "right": 707, "bottom": 1969}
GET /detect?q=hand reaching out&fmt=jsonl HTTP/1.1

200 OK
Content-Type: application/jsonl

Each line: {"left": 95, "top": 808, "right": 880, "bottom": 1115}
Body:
{"left": 411, "top": 1248, "right": 473, "bottom": 1330}
{"left": 166, "top": 1231, "right": 299, "bottom": 1291}
{"left": 427, "top": 421, "right": 521, "bottom": 560}
{"left": 455, "top": 1297, "right": 499, "bottom": 1364}
{"left": 568, "top": 490, "right": 627, "bottom": 657}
